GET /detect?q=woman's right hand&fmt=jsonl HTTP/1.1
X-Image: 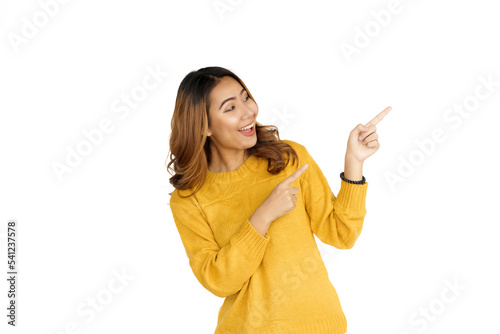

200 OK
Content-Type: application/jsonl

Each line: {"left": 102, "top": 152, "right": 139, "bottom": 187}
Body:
{"left": 252, "top": 163, "right": 309, "bottom": 225}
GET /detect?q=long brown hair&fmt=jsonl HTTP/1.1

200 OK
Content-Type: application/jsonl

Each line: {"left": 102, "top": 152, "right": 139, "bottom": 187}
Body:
{"left": 166, "top": 66, "right": 299, "bottom": 198}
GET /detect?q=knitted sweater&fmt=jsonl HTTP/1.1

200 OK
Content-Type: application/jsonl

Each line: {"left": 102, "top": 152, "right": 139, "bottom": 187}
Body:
{"left": 169, "top": 139, "right": 368, "bottom": 334}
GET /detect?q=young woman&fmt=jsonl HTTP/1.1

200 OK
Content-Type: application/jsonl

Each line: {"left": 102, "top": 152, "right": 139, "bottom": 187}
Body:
{"left": 167, "top": 66, "right": 390, "bottom": 333}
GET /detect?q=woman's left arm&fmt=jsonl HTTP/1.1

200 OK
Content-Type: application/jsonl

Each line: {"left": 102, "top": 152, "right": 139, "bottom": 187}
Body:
{"left": 297, "top": 144, "right": 368, "bottom": 250}
{"left": 298, "top": 106, "right": 392, "bottom": 249}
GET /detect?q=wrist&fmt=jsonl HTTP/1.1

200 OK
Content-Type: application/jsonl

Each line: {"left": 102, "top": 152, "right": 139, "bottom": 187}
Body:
{"left": 345, "top": 152, "right": 363, "bottom": 164}
{"left": 250, "top": 209, "right": 271, "bottom": 227}
{"left": 344, "top": 154, "right": 364, "bottom": 181}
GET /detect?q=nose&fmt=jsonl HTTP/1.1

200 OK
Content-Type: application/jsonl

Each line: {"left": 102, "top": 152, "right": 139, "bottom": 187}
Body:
{"left": 242, "top": 101, "right": 255, "bottom": 119}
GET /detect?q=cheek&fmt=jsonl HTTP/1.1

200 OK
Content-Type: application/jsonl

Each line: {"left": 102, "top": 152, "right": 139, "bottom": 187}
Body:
{"left": 250, "top": 100, "right": 258, "bottom": 112}
{"left": 224, "top": 119, "right": 240, "bottom": 134}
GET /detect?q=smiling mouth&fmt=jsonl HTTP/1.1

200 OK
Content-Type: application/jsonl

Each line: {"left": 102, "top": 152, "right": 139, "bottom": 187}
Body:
{"left": 238, "top": 121, "right": 255, "bottom": 131}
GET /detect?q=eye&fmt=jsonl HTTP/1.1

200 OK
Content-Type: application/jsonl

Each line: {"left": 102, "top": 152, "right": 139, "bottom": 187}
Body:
{"left": 225, "top": 95, "right": 250, "bottom": 112}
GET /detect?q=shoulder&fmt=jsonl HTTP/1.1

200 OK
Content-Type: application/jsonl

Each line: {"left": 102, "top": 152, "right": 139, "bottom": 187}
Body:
{"left": 279, "top": 139, "right": 317, "bottom": 172}
{"left": 280, "top": 139, "right": 310, "bottom": 159}
{"left": 169, "top": 187, "right": 198, "bottom": 207}
{"left": 280, "top": 139, "right": 307, "bottom": 152}
{"left": 168, "top": 188, "right": 182, "bottom": 207}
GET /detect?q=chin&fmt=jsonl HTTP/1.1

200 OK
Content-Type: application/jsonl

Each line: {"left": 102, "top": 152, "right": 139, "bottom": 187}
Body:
{"left": 247, "top": 137, "right": 258, "bottom": 148}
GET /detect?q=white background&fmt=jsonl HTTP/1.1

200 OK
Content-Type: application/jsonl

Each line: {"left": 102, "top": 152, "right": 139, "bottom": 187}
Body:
{"left": 1, "top": 0, "right": 499, "bottom": 333}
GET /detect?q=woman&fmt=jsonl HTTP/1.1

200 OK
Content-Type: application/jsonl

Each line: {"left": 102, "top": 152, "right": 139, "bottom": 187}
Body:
{"left": 166, "top": 66, "right": 390, "bottom": 333}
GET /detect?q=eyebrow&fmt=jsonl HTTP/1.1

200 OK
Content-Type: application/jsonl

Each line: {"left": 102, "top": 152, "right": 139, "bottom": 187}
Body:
{"left": 219, "top": 88, "right": 246, "bottom": 110}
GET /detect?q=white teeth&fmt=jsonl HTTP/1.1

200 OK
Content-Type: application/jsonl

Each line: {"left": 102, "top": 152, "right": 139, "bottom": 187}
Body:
{"left": 238, "top": 122, "right": 254, "bottom": 131}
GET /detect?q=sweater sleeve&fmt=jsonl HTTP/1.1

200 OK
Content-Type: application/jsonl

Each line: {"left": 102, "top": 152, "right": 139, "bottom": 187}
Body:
{"left": 295, "top": 142, "right": 368, "bottom": 249}
{"left": 169, "top": 190, "right": 271, "bottom": 298}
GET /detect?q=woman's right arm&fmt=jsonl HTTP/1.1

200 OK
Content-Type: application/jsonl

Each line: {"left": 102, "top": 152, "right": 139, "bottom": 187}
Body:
{"left": 169, "top": 190, "right": 271, "bottom": 298}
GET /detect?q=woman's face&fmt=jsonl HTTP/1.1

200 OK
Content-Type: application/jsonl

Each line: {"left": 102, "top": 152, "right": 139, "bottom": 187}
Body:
{"left": 207, "top": 76, "right": 258, "bottom": 151}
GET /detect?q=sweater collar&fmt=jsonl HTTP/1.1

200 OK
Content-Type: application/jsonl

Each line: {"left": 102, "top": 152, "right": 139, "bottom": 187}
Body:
{"left": 206, "top": 154, "right": 260, "bottom": 183}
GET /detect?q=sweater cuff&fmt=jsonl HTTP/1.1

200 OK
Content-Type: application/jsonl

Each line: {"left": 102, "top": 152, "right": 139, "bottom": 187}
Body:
{"left": 230, "top": 219, "right": 270, "bottom": 261}
{"left": 336, "top": 179, "right": 368, "bottom": 210}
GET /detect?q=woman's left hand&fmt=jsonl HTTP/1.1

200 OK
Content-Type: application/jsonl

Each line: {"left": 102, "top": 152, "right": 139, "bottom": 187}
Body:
{"left": 346, "top": 106, "right": 392, "bottom": 163}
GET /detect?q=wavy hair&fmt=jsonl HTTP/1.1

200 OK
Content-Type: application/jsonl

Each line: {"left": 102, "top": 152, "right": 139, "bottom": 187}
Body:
{"left": 166, "top": 66, "right": 299, "bottom": 198}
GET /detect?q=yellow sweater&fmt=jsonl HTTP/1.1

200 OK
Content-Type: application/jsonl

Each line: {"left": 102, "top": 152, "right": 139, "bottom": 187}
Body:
{"left": 169, "top": 139, "right": 368, "bottom": 334}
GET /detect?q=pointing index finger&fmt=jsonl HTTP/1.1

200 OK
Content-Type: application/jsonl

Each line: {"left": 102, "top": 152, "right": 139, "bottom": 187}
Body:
{"left": 283, "top": 163, "right": 309, "bottom": 185}
{"left": 365, "top": 106, "right": 392, "bottom": 127}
